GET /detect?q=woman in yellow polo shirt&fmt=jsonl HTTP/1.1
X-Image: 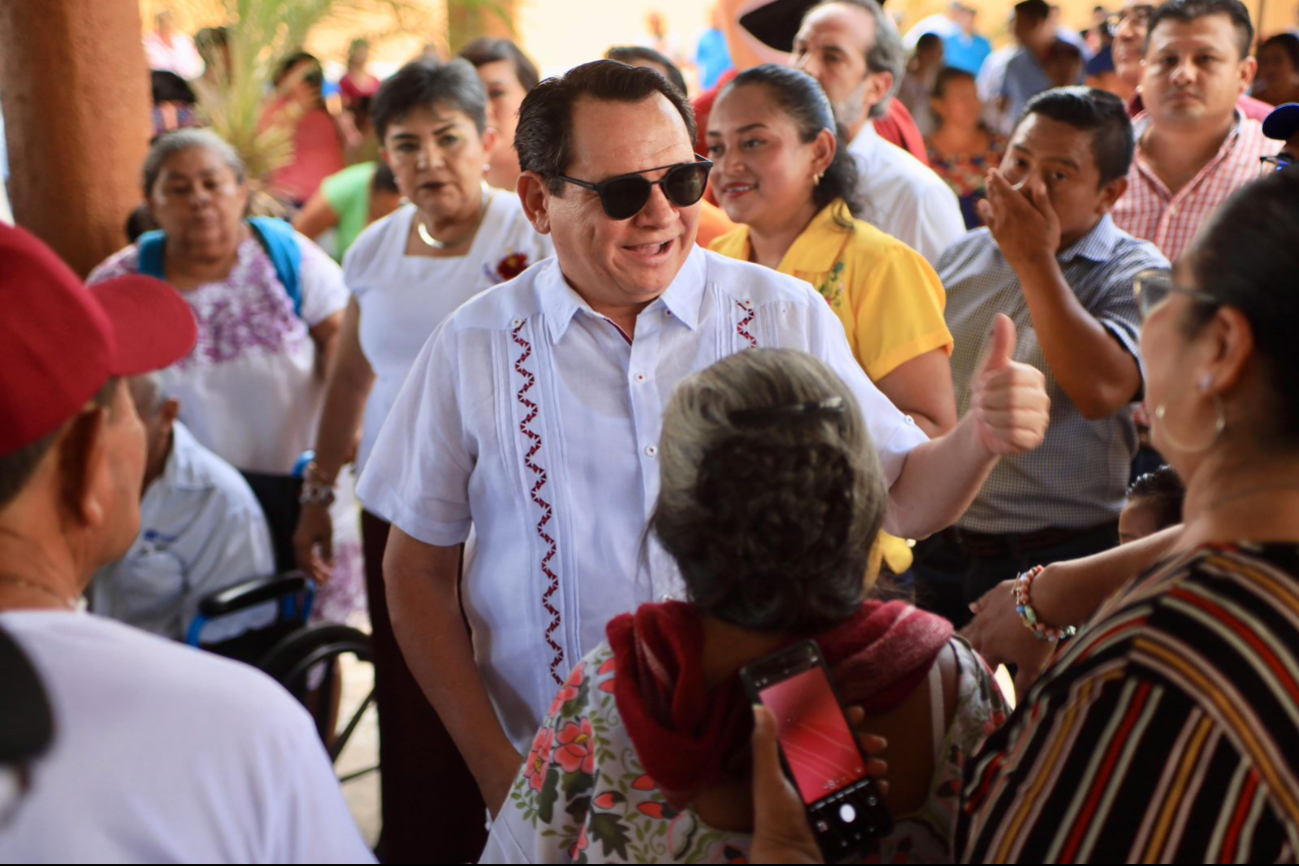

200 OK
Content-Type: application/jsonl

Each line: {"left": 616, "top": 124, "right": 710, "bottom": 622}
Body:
{"left": 707, "top": 64, "right": 958, "bottom": 575}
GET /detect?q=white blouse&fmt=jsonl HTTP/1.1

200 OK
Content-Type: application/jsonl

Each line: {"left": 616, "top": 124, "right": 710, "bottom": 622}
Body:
{"left": 345, "top": 193, "right": 554, "bottom": 475}
{"left": 357, "top": 245, "right": 929, "bottom": 753}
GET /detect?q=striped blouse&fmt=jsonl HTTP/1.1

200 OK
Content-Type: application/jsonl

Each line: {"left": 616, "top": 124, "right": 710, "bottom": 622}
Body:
{"left": 959, "top": 543, "right": 1299, "bottom": 862}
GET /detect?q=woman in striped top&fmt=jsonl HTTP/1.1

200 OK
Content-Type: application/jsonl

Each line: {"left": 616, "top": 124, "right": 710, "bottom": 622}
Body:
{"left": 958, "top": 168, "right": 1299, "bottom": 861}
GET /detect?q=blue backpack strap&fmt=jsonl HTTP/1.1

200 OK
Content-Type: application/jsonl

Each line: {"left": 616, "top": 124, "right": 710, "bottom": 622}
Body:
{"left": 248, "top": 216, "right": 303, "bottom": 318}
{"left": 135, "top": 230, "right": 168, "bottom": 279}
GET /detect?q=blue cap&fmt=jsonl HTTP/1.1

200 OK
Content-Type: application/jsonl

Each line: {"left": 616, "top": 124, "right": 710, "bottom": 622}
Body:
{"left": 1262, "top": 103, "right": 1299, "bottom": 142}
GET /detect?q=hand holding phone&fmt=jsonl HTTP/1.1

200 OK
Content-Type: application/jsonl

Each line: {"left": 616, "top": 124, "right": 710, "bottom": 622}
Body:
{"left": 740, "top": 641, "right": 893, "bottom": 863}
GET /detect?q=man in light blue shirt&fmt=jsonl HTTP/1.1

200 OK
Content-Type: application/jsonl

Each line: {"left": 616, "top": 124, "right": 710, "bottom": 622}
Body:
{"left": 91, "top": 374, "right": 276, "bottom": 643}
{"left": 915, "top": 86, "right": 1170, "bottom": 629}
{"left": 943, "top": 4, "right": 993, "bottom": 75}
{"left": 1001, "top": 0, "right": 1062, "bottom": 129}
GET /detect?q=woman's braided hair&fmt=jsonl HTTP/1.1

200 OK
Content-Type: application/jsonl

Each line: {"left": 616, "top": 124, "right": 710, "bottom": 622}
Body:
{"left": 651, "top": 349, "right": 888, "bottom": 634}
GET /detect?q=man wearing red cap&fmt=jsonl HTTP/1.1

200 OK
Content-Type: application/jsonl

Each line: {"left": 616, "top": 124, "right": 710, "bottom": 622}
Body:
{"left": 0, "top": 224, "right": 373, "bottom": 863}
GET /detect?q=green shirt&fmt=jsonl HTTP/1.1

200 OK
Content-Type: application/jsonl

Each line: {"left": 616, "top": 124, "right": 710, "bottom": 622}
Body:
{"left": 321, "top": 162, "right": 379, "bottom": 261}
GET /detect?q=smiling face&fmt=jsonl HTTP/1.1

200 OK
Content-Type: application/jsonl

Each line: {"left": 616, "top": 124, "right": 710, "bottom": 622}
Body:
{"left": 1142, "top": 14, "right": 1255, "bottom": 130}
{"left": 707, "top": 83, "right": 827, "bottom": 236}
{"left": 147, "top": 146, "right": 249, "bottom": 263}
{"left": 381, "top": 104, "right": 493, "bottom": 222}
{"left": 529, "top": 94, "right": 700, "bottom": 315}
{"left": 1001, "top": 113, "right": 1124, "bottom": 248}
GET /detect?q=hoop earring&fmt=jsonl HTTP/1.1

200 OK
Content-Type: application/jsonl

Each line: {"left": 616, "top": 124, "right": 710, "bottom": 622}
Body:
{"left": 1153, "top": 394, "right": 1226, "bottom": 455}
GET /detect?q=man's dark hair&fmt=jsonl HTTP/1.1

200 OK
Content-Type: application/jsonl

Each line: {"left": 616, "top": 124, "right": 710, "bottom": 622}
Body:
{"left": 1015, "top": 0, "right": 1052, "bottom": 24}
{"left": 1126, "top": 466, "right": 1185, "bottom": 531}
{"left": 933, "top": 65, "right": 976, "bottom": 99}
{"left": 1261, "top": 32, "right": 1299, "bottom": 71}
{"left": 371, "top": 59, "right": 488, "bottom": 142}
{"left": 515, "top": 60, "right": 698, "bottom": 194}
{"left": 604, "top": 45, "right": 689, "bottom": 96}
{"left": 1014, "top": 86, "right": 1135, "bottom": 186}
{"left": 1147, "top": 0, "right": 1254, "bottom": 60}
{"left": 151, "top": 70, "right": 195, "bottom": 106}
{"left": 459, "top": 37, "right": 541, "bottom": 92}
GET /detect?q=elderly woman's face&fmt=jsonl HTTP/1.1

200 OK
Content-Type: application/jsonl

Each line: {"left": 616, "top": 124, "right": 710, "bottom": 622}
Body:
{"left": 148, "top": 146, "right": 248, "bottom": 261}
{"left": 382, "top": 104, "right": 493, "bottom": 221}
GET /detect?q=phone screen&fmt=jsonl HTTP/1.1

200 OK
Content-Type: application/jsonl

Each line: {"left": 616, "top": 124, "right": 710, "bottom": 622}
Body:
{"left": 757, "top": 666, "right": 869, "bottom": 804}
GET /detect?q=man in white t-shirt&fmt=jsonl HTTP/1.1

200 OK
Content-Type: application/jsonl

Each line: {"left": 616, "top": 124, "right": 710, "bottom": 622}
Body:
{"left": 0, "top": 223, "right": 372, "bottom": 863}
{"left": 358, "top": 59, "right": 1050, "bottom": 817}
{"left": 791, "top": 0, "right": 966, "bottom": 265}
{"left": 90, "top": 373, "right": 277, "bottom": 644}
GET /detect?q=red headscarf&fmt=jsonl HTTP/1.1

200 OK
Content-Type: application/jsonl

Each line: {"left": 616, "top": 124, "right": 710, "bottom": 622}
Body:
{"left": 607, "top": 599, "right": 953, "bottom": 809}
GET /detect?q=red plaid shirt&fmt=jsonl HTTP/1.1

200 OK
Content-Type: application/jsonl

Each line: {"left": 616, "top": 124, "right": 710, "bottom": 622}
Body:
{"left": 1113, "top": 112, "right": 1281, "bottom": 263}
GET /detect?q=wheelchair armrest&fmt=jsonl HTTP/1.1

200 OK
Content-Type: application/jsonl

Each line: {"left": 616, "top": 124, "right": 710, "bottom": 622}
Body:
{"left": 198, "top": 572, "right": 309, "bottom": 618}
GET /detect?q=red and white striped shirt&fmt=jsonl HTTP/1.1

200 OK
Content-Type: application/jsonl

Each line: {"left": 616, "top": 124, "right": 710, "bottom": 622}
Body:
{"left": 1113, "top": 111, "right": 1282, "bottom": 263}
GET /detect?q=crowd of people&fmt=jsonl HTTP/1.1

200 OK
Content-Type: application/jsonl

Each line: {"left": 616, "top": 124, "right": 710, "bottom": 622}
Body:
{"left": 2, "top": 0, "right": 1299, "bottom": 862}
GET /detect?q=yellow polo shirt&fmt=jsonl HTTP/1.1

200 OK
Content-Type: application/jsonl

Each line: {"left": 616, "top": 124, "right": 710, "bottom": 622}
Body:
{"left": 710, "top": 199, "right": 954, "bottom": 574}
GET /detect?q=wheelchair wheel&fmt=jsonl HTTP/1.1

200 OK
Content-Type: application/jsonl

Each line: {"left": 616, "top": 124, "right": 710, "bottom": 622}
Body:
{"left": 258, "top": 623, "right": 376, "bottom": 773}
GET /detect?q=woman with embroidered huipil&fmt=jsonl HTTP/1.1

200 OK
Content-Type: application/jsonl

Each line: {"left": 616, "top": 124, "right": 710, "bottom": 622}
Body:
{"left": 291, "top": 60, "right": 553, "bottom": 861}
{"left": 87, "top": 129, "right": 363, "bottom": 624}
{"left": 707, "top": 65, "right": 956, "bottom": 578}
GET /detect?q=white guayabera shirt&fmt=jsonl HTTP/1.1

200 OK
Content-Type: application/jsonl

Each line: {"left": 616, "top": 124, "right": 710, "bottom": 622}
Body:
{"left": 357, "top": 245, "right": 929, "bottom": 751}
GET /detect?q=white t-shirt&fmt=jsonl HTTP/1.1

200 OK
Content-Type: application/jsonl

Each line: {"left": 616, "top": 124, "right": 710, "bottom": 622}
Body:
{"left": 849, "top": 122, "right": 966, "bottom": 266}
{"left": 346, "top": 194, "right": 554, "bottom": 475}
{"left": 90, "top": 422, "right": 276, "bottom": 643}
{"left": 89, "top": 231, "right": 350, "bottom": 475}
{"left": 356, "top": 245, "right": 929, "bottom": 752}
{"left": 0, "top": 611, "right": 374, "bottom": 864}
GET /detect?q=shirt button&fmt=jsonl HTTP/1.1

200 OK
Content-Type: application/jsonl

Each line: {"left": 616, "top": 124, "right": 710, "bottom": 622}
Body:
{"left": 665, "top": 309, "right": 674, "bottom": 317}
{"left": 511, "top": 318, "right": 523, "bottom": 328}
{"left": 661, "top": 593, "right": 674, "bottom": 602}
{"left": 904, "top": 415, "right": 916, "bottom": 425}
{"left": 635, "top": 373, "right": 647, "bottom": 383}
{"left": 645, "top": 445, "right": 658, "bottom": 457}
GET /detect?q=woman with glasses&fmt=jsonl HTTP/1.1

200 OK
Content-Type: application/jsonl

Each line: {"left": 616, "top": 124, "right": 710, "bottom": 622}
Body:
{"left": 291, "top": 59, "right": 552, "bottom": 862}
{"left": 262, "top": 52, "right": 347, "bottom": 208}
{"left": 956, "top": 169, "right": 1299, "bottom": 861}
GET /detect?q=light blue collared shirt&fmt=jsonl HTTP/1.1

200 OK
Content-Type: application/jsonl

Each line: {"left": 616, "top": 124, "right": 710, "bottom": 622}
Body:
{"left": 938, "top": 216, "right": 1170, "bottom": 534}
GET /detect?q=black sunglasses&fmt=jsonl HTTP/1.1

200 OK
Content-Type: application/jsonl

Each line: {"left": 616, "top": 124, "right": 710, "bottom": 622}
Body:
{"left": 556, "top": 159, "right": 713, "bottom": 220}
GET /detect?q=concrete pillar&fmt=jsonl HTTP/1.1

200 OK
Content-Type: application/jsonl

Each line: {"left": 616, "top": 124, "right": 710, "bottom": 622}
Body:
{"left": 0, "top": 0, "right": 152, "bottom": 276}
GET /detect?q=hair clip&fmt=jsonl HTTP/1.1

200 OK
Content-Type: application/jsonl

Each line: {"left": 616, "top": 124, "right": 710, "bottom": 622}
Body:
{"left": 728, "top": 396, "right": 846, "bottom": 426}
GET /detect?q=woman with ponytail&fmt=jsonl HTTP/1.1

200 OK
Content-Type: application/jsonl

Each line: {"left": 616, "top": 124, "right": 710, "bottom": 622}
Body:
{"left": 480, "top": 349, "right": 1008, "bottom": 864}
{"left": 707, "top": 64, "right": 958, "bottom": 578}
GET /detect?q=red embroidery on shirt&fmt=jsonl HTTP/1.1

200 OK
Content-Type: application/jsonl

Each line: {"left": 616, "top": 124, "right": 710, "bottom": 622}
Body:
{"left": 736, "top": 301, "right": 757, "bottom": 348}
{"left": 512, "top": 320, "right": 565, "bottom": 684}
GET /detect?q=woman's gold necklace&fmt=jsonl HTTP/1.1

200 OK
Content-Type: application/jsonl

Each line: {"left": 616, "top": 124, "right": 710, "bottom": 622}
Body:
{"left": 416, "top": 186, "right": 491, "bottom": 250}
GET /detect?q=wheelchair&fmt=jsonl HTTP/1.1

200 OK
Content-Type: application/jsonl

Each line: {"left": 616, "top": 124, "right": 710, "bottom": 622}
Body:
{"left": 186, "top": 573, "right": 378, "bottom": 786}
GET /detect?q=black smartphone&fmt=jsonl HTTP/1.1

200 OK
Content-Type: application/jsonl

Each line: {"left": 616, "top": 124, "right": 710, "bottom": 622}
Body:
{"left": 740, "top": 640, "right": 893, "bottom": 863}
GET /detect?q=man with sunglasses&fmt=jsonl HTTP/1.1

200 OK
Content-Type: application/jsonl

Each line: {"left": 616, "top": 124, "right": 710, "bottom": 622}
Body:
{"left": 357, "top": 59, "right": 1051, "bottom": 821}
{"left": 1111, "top": 0, "right": 1283, "bottom": 263}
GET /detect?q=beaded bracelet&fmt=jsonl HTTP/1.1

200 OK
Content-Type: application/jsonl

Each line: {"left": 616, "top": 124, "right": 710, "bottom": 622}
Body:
{"left": 298, "top": 461, "right": 337, "bottom": 507}
{"left": 1013, "top": 565, "right": 1077, "bottom": 643}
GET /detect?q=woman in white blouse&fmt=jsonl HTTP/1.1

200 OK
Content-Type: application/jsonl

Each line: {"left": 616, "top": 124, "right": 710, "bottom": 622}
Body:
{"left": 291, "top": 59, "right": 553, "bottom": 861}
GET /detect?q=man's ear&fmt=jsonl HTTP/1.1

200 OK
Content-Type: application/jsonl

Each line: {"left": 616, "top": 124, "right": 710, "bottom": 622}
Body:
{"left": 1097, "top": 175, "right": 1129, "bottom": 215}
{"left": 517, "top": 171, "right": 554, "bottom": 235}
{"left": 57, "top": 409, "right": 108, "bottom": 529}
{"left": 1237, "top": 55, "right": 1258, "bottom": 96}
{"left": 865, "top": 72, "right": 895, "bottom": 116}
{"left": 159, "top": 399, "right": 181, "bottom": 439}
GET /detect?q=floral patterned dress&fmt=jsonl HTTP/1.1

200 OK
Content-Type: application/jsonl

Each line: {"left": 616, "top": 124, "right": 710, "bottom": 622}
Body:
{"left": 926, "top": 134, "right": 1008, "bottom": 229}
{"left": 483, "top": 637, "right": 1008, "bottom": 864}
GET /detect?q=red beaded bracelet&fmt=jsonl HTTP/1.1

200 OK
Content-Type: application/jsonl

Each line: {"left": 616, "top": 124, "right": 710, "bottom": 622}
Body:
{"left": 1013, "top": 565, "right": 1077, "bottom": 643}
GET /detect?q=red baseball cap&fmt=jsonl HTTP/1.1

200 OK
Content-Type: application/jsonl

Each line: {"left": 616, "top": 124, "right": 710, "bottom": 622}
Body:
{"left": 0, "top": 223, "right": 198, "bottom": 455}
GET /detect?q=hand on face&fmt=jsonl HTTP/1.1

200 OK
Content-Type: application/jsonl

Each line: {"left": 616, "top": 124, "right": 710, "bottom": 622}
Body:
{"left": 978, "top": 168, "right": 1061, "bottom": 269}
{"left": 969, "top": 315, "right": 1051, "bottom": 456}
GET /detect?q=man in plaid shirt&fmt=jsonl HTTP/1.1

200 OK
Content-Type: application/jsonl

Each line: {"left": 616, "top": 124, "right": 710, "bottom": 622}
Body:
{"left": 1112, "top": 0, "right": 1282, "bottom": 263}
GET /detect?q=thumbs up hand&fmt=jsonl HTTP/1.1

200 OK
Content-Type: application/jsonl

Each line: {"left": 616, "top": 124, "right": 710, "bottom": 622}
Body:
{"left": 970, "top": 314, "right": 1050, "bottom": 456}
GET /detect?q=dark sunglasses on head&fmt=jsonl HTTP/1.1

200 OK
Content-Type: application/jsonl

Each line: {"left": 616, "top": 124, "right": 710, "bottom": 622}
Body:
{"left": 556, "top": 158, "right": 713, "bottom": 220}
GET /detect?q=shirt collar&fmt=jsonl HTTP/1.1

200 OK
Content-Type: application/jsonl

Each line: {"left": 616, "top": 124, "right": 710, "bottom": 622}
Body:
{"left": 159, "top": 422, "right": 209, "bottom": 493}
{"left": 1057, "top": 214, "right": 1124, "bottom": 264}
{"left": 541, "top": 244, "right": 706, "bottom": 343}
{"left": 849, "top": 120, "right": 880, "bottom": 154}
{"left": 778, "top": 200, "right": 854, "bottom": 274}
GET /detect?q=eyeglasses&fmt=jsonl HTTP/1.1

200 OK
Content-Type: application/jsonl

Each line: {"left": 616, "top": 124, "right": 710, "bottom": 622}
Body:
{"left": 556, "top": 158, "right": 713, "bottom": 220}
{"left": 1107, "top": 4, "right": 1155, "bottom": 32}
{"left": 1260, "top": 153, "right": 1294, "bottom": 176}
{"left": 1132, "top": 268, "right": 1218, "bottom": 321}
